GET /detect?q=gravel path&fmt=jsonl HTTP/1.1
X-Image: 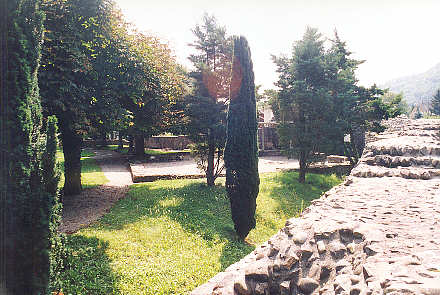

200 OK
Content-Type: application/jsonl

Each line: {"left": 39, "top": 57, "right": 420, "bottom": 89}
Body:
{"left": 59, "top": 149, "right": 300, "bottom": 233}
{"left": 130, "top": 156, "right": 300, "bottom": 182}
{"left": 59, "top": 149, "right": 132, "bottom": 234}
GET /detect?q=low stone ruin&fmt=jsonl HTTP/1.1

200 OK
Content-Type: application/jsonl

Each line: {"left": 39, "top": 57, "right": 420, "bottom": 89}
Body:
{"left": 191, "top": 118, "right": 440, "bottom": 295}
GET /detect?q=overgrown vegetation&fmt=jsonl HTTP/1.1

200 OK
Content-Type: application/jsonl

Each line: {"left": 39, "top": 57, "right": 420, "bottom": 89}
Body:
{"left": 54, "top": 172, "right": 341, "bottom": 295}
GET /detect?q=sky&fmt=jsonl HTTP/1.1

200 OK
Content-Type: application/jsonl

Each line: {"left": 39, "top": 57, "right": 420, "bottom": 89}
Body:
{"left": 114, "top": 0, "right": 440, "bottom": 90}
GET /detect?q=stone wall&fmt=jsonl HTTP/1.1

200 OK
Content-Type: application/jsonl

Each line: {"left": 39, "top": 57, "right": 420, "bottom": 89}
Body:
{"left": 191, "top": 118, "right": 440, "bottom": 295}
{"left": 144, "top": 135, "right": 192, "bottom": 150}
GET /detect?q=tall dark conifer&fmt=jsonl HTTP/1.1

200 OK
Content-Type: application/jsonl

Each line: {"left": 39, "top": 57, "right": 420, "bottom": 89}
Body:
{"left": 224, "top": 36, "right": 259, "bottom": 240}
{"left": 1, "top": 0, "right": 61, "bottom": 293}
{"left": 430, "top": 89, "right": 440, "bottom": 115}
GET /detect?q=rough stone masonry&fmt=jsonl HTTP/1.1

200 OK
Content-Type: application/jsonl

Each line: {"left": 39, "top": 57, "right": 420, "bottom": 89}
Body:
{"left": 191, "top": 118, "right": 440, "bottom": 295}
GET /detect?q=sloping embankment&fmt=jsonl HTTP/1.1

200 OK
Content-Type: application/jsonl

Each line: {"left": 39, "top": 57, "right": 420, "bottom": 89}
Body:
{"left": 191, "top": 118, "right": 440, "bottom": 295}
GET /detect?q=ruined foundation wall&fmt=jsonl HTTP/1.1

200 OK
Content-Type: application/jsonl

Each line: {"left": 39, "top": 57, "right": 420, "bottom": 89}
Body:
{"left": 191, "top": 118, "right": 440, "bottom": 295}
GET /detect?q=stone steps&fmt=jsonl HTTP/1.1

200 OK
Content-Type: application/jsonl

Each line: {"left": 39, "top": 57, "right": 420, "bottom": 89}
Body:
{"left": 351, "top": 164, "right": 440, "bottom": 180}
{"left": 361, "top": 155, "right": 440, "bottom": 169}
{"left": 190, "top": 118, "right": 440, "bottom": 295}
{"left": 366, "top": 144, "right": 440, "bottom": 158}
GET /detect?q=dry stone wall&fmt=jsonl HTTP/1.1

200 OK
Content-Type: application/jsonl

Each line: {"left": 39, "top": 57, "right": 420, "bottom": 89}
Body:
{"left": 191, "top": 118, "right": 440, "bottom": 295}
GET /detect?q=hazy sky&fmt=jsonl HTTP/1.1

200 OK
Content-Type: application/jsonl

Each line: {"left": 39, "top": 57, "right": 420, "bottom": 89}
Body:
{"left": 114, "top": 0, "right": 440, "bottom": 90}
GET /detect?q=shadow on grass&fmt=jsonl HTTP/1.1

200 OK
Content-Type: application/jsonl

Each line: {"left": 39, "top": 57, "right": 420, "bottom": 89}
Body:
{"left": 98, "top": 181, "right": 255, "bottom": 270}
{"left": 58, "top": 235, "right": 119, "bottom": 295}
{"left": 92, "top": 172, "right": 341, "bottom": 273}
{"left": 260, "top": 171, "right": 342, "bottom": 221}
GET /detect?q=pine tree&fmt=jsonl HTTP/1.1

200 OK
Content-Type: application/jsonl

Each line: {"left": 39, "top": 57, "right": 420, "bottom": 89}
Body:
{"left": 430, "top": 89, "right": 440, "bottom": 115}
{"left": 274, "top": 27, "right": 334, "bottom": 183}
{"left": 185, "top": 14, "right": 231, "bottom": 186}
{"left": 1, "top": 1, "right": 62, "bottom": 293}
{"left": 224, "top": 36, "right": 259, "bottom": 240}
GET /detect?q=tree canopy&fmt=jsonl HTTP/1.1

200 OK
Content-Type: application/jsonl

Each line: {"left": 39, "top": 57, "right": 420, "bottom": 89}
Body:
{"left": 274, "top": 27, "right": 336, "bottom": 182}
{"left": 273, "top": 28, "right": 403, "bottom": 181}
{"left": 184, "top": 13, "right": 232, "bottom": 186}
{"left": 40, "top": 0, "right": 186, "bottom": 194}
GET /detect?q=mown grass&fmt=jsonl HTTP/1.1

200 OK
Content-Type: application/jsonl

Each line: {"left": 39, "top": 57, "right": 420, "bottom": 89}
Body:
{"left": 57, "top": 171, "right": 341, "bottom": 295}
{"left": 56, "top": 148, "right": 108, "bottom": 189}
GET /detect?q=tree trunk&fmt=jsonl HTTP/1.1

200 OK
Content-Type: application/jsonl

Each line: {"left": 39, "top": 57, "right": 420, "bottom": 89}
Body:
{"left": 206, "top": 129, "right": 215, "bottom": 186}
{"left": 99, "top": 131, "right": 107, "bottom": 147}
{"left": 60, "top": 127, "right": 82, "bottom": 196}
{"left": 118, "top": 131, "right": 124, "bottom": 150}
{"left": 299, "top": 151, "right": 307, "bottom": 183}
{"left": 128, "top": 135, "right": 134, "bottom": 154}
{"left": 351, "top": 125, "right": 365, "bottom": 159}
{"left": 134, "top": 134, "right": 145, "bottom": 157}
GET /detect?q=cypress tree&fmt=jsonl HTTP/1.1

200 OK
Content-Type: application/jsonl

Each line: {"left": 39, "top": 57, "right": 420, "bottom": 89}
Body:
{"left": 1, "top": 1, "right": 62, "bottom": 293}
{"left": 43, "top": 116, "right": 65, "bottom": 292}
{"left": 224, "top": 36, "right": 260, "bottom": 240}
{"left": 430, "top": 89, "right": 440, "bottom": 115}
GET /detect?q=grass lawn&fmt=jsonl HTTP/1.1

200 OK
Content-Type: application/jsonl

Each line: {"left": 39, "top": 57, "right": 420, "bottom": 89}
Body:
{"left": 56, "top": 148, "right": 108, "bottom": 188}
{"left": 57, "top": 171, "right": 341, "bottom": 295}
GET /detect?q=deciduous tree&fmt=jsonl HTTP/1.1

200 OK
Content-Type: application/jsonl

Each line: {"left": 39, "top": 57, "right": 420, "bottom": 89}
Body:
{"left": 40, "top": 0, "right": 117, "bottom": 195}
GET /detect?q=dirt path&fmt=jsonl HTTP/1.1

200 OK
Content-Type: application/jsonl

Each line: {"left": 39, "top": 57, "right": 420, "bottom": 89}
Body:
{"left": 59, "top": 149, "right": 132, "bottom": 234}
{"left": 130, "top": 156, "right": 300, "bottom": 182}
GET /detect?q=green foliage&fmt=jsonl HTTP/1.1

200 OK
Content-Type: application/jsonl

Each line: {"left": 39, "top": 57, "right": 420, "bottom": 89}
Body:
{"left": 414, "top": 107, "right": 423, "bottom": 119}
{"left": 274, "top": 27, "right": 336, "bottom": 182}
{"left": 44, "top": 116, "right": 67, "bottom": 292}
{"left": 263, "top": 89, "right": 281, "bottom": 122}
{"left": 430, "top": 89, "right": 440, "bottom": 115}
{"left": 224, "top": 36, "right": 259, "bottom": 239}
{"left": 184, "top": 14, "right": 231, "bottom": 186}
{"left": 380, "top": 91, "right": 409, "bottom": 117}
{"left": 108, "top": 16, "right": 186, "bottom": 157}
{"left": 40, "top": 0, "right": 118, "bottom": 195}
{"left": 40, "top": 0, "right": 185, "bottom": 187}
{"left": 55, "top": 172, "right": 341, "bottom": 294}
{"left": 1, "top": 1, "right": 63, "bottom": 293}
{"left": 273, "top": 29, "right": 396, "bottom": 172}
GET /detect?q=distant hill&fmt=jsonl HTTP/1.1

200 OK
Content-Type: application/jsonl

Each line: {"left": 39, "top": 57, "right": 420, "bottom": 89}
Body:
{"left": 382, "top": 63, "right": 440, "bottom": 106}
